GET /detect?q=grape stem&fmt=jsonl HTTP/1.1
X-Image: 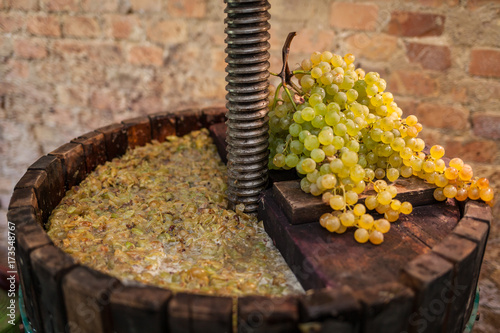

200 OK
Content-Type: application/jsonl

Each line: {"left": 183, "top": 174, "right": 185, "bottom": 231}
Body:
{"left": 275, "top": 32, "right": 299, "bottom": 111}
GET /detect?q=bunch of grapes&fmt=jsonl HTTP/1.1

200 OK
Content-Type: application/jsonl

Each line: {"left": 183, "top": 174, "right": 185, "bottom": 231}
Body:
{"left": 268, "top": 49, "right": 495, "bottom": 245}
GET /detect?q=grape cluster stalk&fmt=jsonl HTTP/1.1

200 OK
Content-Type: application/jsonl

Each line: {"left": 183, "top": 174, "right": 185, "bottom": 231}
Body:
{"left": 268, "top": 42, "right": 495, "bottom": 245}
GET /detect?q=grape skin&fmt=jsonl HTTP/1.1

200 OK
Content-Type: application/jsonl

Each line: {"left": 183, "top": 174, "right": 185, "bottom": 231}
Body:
{"left": 267, "top": 50, "right": 495, "bottom": 246}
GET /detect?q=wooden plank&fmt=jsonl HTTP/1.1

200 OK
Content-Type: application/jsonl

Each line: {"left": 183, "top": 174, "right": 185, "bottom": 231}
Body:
{"left": 62, "top": 266, "right": 121, "bottom": 333}
{"left": 95, "top": 123, "right": 128, "bottom": 161}
{"left": 149, "top": 112, "right": 176, "bottom": 142}
{"left": 399, "top": 252, "right": 454, "bottom": 333}
{"left": 49, "top": 142, "right": 87, "bottom": 190}
{"left": 432, "top": 234, "right": 478, "bottom": 333}
{"left": 463, "top": 200, "right": 493, "bottom": 224}
{"left": 28, "top": 155, "right": 66, "bottom": 222}
{"left": 15, "top": 223, "right": 53, "bottom": 332}
{"left": 452, "top": 217, "right": 490, "bottom": 328}
{"left": 7, "top": 206, "right": 42, "bottom": 229}
{"left": 298, "top": 287, "right": 360, "bottom": 332}
{"left": 353, "top": 283, "right": 414, "bottom": 333}
{"left": 201, "top": 106, "right": 227, "bottom": 127}
{"left": 176, "top": 108, "right": 203, "bottom": 137}
{"left": 72, "top": 131, "right": 107, "bottom": 174}
{"left": 8, "top": 187, "right": 38, "bottom": 212}
{"left": 209, "top": 122, "right": 228, "bottom": 164}
{"left": 191, "top": 294, "right": 233, "bottom": 333}
{"left": 110, "top": 286, "right": 171, "bottom": 333}
{"left": 30, "top": 245, "right": 77, "bottom": 333}
{"left": 273, "top": 176, "right": 438, "bottom": 225}
{"left": 122, "top": 116, "right": 152, "bottom": 149}
{"left": 167, "top": 292, "right": 193, "bottom": 333}
{"left": 238, "top": 295, "right": 300, "bottom": 333}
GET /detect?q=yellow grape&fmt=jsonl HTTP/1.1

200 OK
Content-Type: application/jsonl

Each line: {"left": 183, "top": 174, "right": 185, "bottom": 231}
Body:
{"left": 434, "top": 188, "right": 447, "bottom": 201}
{"left": 354, "top": 228, "right": 370, "bottom": 243}
{"left": 443, "top": 184, "right": 458, "bottom": 198}
{"left": 369, "top": 230, "right": 384, "bottom": 245}
{"left": 384, "top": 209, "right": 400, "bottom": 222}
{"left": 358, "top": 214, "right": 374, "bottom": 229}
{"left": 400, "top": 202, "right": 413, "bottom": 215}
{"left": 365, "top": 195, "right": 378, "bottom": 210}
{"left": 480, "top": 187, "right": 494, "bottom": 202}
{"left": 430, "top": 145, "right": 445, "bottom": 159}
{"left": 325, "top": 216, "right": 341, "bottom": 232}
{"left": 468, "top": 186, "right": 481, "bottom": 200}
{"left": 449, "top": 157, "right": 464, "bottom": 171}
{"left": 456, "top": 187, "right": 468, "bottom": 201}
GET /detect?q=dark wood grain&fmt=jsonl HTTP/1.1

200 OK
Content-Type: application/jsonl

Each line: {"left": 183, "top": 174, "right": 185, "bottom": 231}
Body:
{"left": 353, "top": 283, "right": 414, "bottom": 333}
{"left": 7, "top": 206, "right": 42, "bottom": 229}
{"left": 72, "top": 131, "right": 108, "bottom": 174}
{"left": 167, "top": 292, "right": 193, "bottom": 333}
{"left": 273, "top": 176, "right": 438, "bottom": 225}
{"left": 110, "top": 285, "right": 171, "bottom": 333}
{"left": 28, "top": 155, "right": 66, "bottom": 223}
{"left": 15, "top": 223, "right": 53, "bottom": 332}
{"left": 209, "top": 122, "right": 228, "bottom": 164}
{"left": 463, "top": 200, "right": 493, "bottom": 224}
{"left": 191, "top": 294, "right": 233, "bottom": 333}
{"left": 122, "top": 116, "right": 152, "bottom": 149}
{"left": 238, "top": 295, "right": 300, "bottom": 333}
{"left": 201, "top": 106, "right": 227, "bottom": 127}
{"left": 399, "top": 252, "right": 454, "bottom": 333}
{"left": 149, "top": 112, "right": 176, "bottom": 142}
{"left": 95, "top": 123, "right": 128, "bottom": 161}
{"left": 176, "top": 108, "right": 203, "bottom": 137}
{"left": 62, "top": 266, "right": 121, "bottom": 333}
{"left": 298, "top": 286, "right": 360, "bottom": 332}
{"left": 30, "top": 245, "right": 77, "bottom": 333}
{"left": 49, "top": 142, "right": 87, "bottom": 190}
{"left": 8, "top": 187, "right": 38, "bottom": 212}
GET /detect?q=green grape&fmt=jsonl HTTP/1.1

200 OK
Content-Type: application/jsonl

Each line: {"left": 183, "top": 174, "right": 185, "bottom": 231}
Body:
{"left": 300, "top": 177, "right": 311, "bottom": 192}
{"left": 289, "top": 123, "right": 302, "bottom": 137}
{"left": 326, "top": 84, "right": 339, "bottom": 96}
{"left": 381, "top": 131, "right": 394, "bottom": 144}
{"left": 311, "top": 86, "right": 326, "bottom": 99}
{"left": 340, "top": 211, "right": 356, "bottom": 227}
{"left": 309, "top": 93, "right": 323, "bottom": 107}
{"left": 330, "top": 195, "right": 345, "bottom": 210}
{"left": 370, "top": 128, "right": 383, "bottom": 142}
{"left": 307, "top": 169, "right": 320, "bottom": 183}
{"left": 390, "top": 137, "right": 405, "bottom": 151}
{"left": 400, "top": 165, "right": 412, "bottom": 178}
{"left": 386, "top": 168, "right": 399, "bottom": 182}
{"left": 304, "top": 135, "right": 320, "bottom": 151}
{"left": 350, "top": 164, "right": 365, "bottom": 182}
{"left": 320, "top": 174, "right": 337, "bottom": 189}
{"left": 334, "top": 92, "right": 347, "bottom": 106}
{"left": 332, "top": 136, "right": 344, "bottom": 150}
{"left": 323, "top": 144, "right": 336, "bottom": 156}
{"left": 311, "top": 148, "right": 326, "bottom": 163}
{"left": 300, "top": 75, "right": 315, "bottom": 90}
{"left": 345, "top": 191, "right": 358, "bottom": 205}
{"left": 353, "top": 179, "right": 366, "bottom": 194}
{"left": 330, "top": 158, "right": 344, "bottom": 173}
{"left": 341, "top": 150, "right": 358, "bottom": 167}
{"left": 290, "top": 140, "right": 304, "bottom": 154}
{"left": 325, "top": 110, "right": 340, "bottom": 126}
{"left": 346, "top": 89, "right": 359, "bottom": 102}
{"left": 334, "top": 123, "right": 347, "bottom": 136}
{"left": 318, "top": 129, "right": 334, "bottom": 145}
{"left": 311, "top": 67, "right": 322, "bottom": 79}
{"left": 301, "top": 158, "right": 316, "bottom": 173}
{"left": 273, "top": 153, "right": 286, "bottom": 168}
{"left": 293, "top": 111, "right": 305, "bottom": 124}
{"left": 299, "top": 130, "right": 311, "bottom": 143}
{"left": 314, "top": 103, "right": 327, "bottom": 116}
{"left": 311, "top": 115, "right": 326, "bottom": 128}
{"left": 285, "top": 153, "right": 299, "bottom": 168}
{"left": 319, "top": 164, "right": 331, "bottom": 175}
{"left": 301, "top": 107, "right": 315, "bottom": 121}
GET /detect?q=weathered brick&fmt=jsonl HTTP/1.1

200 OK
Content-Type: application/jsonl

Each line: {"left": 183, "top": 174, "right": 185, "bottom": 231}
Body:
{"left": 27, "top": 15, "right": 61, "bottom": 37}
{"left": 52, "top": 40, "right": 90, "bottom": 59}
{"left": 63, "top": 16, "right": 101, "bottom": 38}
{"left": 445, "top": 139, "right": 498, "bottom": 163}
{"left": 68, "top": 61, "right": 106, "bottom": 84}
{"left": 167, "top": 0, "right": 207, "bottom": 18}
{"left": 128, "top": 95, "right": 163, "bottom": 114}
{"left": 472, "top": 113, "right": 500, "bottom": 139}
{"left": 128, "top": 45, "right": 163, "bottom": 66}
{"left": 388, "top": 70, "right": 439, "bottom": 97}
{"left": 106, "top": 14, "right": 140, "bottom": 40}
{"left": 0, "top": 35, "right": 12, "bottom": 57}
{"left": 41, "top": 0, "right": 78, "bottom": 12}
{"left": 146, "top": 20, "right": 188, "bottom": 44}
{"left": 413, "top": 102, "right": 469, "bottom": 130}
{"left": 81, "top": 0, "right": 119, "bottom": 12}
{"left": 271, "top": 27, "right": 335, "bottom": 54}
{"left": 14, "top": 39, "right": 47, "bottom": 59}
{"left": 346, "top": 33, "right": 398, "bottom": 61}
{"left": 469, "top": 48, "right": 500, "bottom": 78}
{"left": 130, "top": 0, "right": 161, "bottom": 12}
{"left": 418, "top": 0, "right": 459, "bottom": 6}
{"left": 4, "top": 59, "right": 30, "bottom": 80}
{"left": 5, "top": 0, "right": 38, "bottom": 10}
{"left": 0, "top": 13, "right": 24, "bottom": 33}
{"left": 88, "top": 42, "right": 123, "bottom": 64}
{"left": 31, "top": 61, "right": 67, "bottom": 83}
{"left": 386, "top": 11, "right": 445, "bottom": 37}
{"left": 90, "top": 88, "right": 125, "bottom": 111}
{"left": 405, "top": 42, "right": 451, "bottom": 71}
{"left": 330, "top": 2, "right": 379, "bottom": 31}
{"left": 56, "top": 85, "right": 89, "bottom": 106}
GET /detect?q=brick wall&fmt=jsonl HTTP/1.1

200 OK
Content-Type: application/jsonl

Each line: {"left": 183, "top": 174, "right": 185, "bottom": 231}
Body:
{"left": 1, "top": 0, "right": 499, "bottom": 208}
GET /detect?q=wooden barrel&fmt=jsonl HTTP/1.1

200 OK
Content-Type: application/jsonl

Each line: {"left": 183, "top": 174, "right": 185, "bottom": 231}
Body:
{"left": 9, "top": 107, "right": 491, "bottom": 333}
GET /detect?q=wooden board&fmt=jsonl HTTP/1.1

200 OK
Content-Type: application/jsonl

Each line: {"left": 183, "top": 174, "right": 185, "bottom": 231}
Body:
{"left": 149, "top": 112, "right": 176, "bottom": 142}
{"left": 95, "top": 123, "right": 128, "bottom": 161}
{"left": 49, "top": 142, "right": 87, "bottom": 190}
{"left": 273, "top": 177, "right": 438, "bottom": 225}
{"left": 72, "top": 131, "right": 108, "bottom": 175}
{"left": 122, "top": 116, "right": 152, "bottom": 149}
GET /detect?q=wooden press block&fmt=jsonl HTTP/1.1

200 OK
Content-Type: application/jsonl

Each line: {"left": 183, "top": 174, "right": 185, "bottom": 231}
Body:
{"left": 110, "top": 285, "right": 171, "bottom": 333}
{"left": 168, "top": 292, "right": 192, "bottom": 333}
{"left": 298, "top": 287, "right": 360, "bottom": 329}
{"left": 353, "top": 282, "right": 414, "bottom": 333}
{"left": 49, "top": 142, "right": 87, "bottom": 190}
{"left": 122, "top": 116, "right": 152, "bottom": 149}
{"left": 15, "top": 223, "right": 53, "bottom": 332}
{"left": 149, "top": 112, "right": 176, "bottom": 142}
{"left": 7, "top": 206, "right": 42, "bottom": 229}
{"left": 62, "top": 266, "right": 121, "bottom": 333}
{"left": 72, "top": 131, "right": 107, "bottom": 174}
{"left": 30, "top": 245, "right": 77, "bottom": 333}
{"left": 432, "top": 234, "right": 478, "bottom": 333}
{"left": 238, "top": 295, "right": 300, "bottom": 333}
{"left": 273, "top": 176, "right": 438, "bottom": 225}
{"left": 95, "top": 123, "right": 128, "bottom": 161}
{"left": 209, "top": 122, "right": 228, "bottom": 164}
{"left": 176, "top": 108, "right": 203, "bottom": 137}
{"left": 399, "top": 252, "right": 454, "bottom": 333}
{"left": 201, "top": 106, "right": 227, "bottom": 127}
{"left": 8, "top": 187, "right": 38, "bottom": 213}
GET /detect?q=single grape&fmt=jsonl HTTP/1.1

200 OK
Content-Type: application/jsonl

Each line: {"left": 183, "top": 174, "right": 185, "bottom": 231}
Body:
{"left": 285, "top": 153, "right": 299, "bottom": 168}
{"left": 400, "top": 201, "right": 413, "bottom": 215}
{"left": 354, "top": 228, "right": 370, "bottom": 243}
{"left": 365, "top": 195, "right": 378, "bottom": 210}
{"left": 353, "top": 203, "right": 366, "bottom": 216}
{"left": 330, "top": 195, "right": 346, "bottom": 210}
{"left": 325, "top": 216, "right": 341, "bottom": 232}
{"left": 480, "top": 187, "right": 494, "bottom": 202}
{"left": 345, "top": 191, "right": 359, "bottom": 205}
{"left": 374, "top": 219, "right": 391, "bottom": 233}
{"left": 273, "top": 153, "right": 285, "bottom": 168}
{"left": 321, "top": 174, "right": 337, "bottom": 189}
{"left": 377, "top": 191, "right": 392, "bottom": 205}
{"left": 384, "top": 209, "right": 400, "bottom": 222}
{"left": 301, "top": 158, "right": 317, "bottom": 173}
{"left": 386, "top": 168, "right": 399, "bottom": 182}
{"left": 433, "top": 188, "right": 447, "bottom": 201}
{"left": 449, "top": 157, "right": 464, "bottom": 171}
{"left": 369, "top": 230, "right": 384, "bottom": 245}
{"left": 468, "top": 186, "right": 481, "bottom": 200}
{"left": 455, "top": 187, "right": 468, "bottom": 201}
{"left": 443, "top": 184, "right": 458, "bottom": 198}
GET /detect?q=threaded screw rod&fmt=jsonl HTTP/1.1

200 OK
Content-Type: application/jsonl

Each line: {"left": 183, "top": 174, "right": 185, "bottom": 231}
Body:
{"left": 224, "top": 0, "right": 271, "bottom": 213}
